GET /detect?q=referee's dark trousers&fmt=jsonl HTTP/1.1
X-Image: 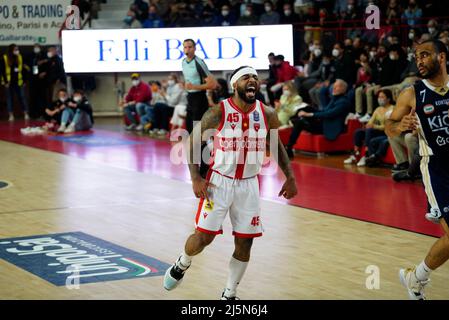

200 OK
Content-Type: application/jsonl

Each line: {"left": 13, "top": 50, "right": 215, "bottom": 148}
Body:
{"left": 186, "top": 91, "right": 209, "bottom": 133}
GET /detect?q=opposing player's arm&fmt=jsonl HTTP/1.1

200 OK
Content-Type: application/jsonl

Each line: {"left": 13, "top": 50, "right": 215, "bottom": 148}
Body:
{"left": 385, "top": 86, "right": 417, "bottom": 137}
{"left": 263, "top": 105, "right": 297, "bottom": 199}
{"left": 187, "top": 105, "right": 222, "bottom": 198}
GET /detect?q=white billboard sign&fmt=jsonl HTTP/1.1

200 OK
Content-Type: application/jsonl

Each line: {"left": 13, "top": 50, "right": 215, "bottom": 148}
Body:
{"left": 0, "top": 0, "right": 71, "bottom": 45}
{"left": 61, "top": 25, "right": 294, "bottom": 73}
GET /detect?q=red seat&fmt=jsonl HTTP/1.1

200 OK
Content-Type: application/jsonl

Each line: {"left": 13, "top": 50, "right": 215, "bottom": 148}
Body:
{"left": 278, "top": 119, "right": 363, "bottom": 153}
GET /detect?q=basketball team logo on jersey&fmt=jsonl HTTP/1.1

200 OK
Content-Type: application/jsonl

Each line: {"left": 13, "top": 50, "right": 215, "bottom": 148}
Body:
{"left": 0, "top": 232, "right": 170, "bottom": 286}
{"left": 423, "top": 104, "right": 435, "bottom": 115}
{"left": 253, "top": 110, "right": 260, "bottom": 122}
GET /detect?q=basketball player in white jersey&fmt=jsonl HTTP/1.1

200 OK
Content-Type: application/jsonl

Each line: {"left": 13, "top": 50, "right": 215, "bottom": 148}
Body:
{"left": 386, "top": 40, "right": 449, "bottom": 300}
{"left": 163, "top": 66, "right": 298, "bottom": 299}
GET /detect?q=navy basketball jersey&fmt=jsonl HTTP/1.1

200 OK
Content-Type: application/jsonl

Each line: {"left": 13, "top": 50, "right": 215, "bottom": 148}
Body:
{"left": 414, "top": 79, "right": 449, "bottom": 158}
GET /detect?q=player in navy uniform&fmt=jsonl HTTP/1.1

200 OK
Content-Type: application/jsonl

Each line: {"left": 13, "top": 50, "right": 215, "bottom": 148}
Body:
{"left": 386, "top": 40, "right": 449, "bottom": 300}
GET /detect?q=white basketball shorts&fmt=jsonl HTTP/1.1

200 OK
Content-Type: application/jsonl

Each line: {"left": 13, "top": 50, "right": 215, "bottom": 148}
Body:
{"left": 194, "top": 171, "right": 263, "bottom": 238}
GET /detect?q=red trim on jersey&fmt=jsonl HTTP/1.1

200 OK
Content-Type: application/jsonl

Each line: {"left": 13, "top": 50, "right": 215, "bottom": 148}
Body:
{"left": 234, "top": 113, "right": 250, "bottom": 179}
{"left": 232, "top": 231, "right": 263, "bottom": 238}
{"left": 228, "top": 97, "right": 257, "bottom": 115}
{"left": 216, "top": 100, "right": 226, "bottom": 132}
{"left": 196, "top": 226, "right": 223, "bottom": 235}
{"left": 259, "top": 101, "right": 269, "bottom": 130}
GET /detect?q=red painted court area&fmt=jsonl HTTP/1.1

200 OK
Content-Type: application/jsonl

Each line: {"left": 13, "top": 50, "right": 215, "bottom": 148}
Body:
{"left": 0, "top": 120, "right": 442, "bottom": 238}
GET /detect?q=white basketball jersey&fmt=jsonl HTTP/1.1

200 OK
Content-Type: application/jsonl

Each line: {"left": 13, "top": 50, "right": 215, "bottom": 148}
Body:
{"left": 211, "top": 98, "right": 268, "bottom": 179}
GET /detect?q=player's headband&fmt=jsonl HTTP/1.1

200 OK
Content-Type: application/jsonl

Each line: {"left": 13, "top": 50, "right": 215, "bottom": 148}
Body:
{"left": 230, "top": 67, "right": 258, "bottom": 89}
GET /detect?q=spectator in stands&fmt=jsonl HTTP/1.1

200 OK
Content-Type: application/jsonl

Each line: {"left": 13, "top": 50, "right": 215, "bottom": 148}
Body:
{"left": 354, "top": 52, "right": 375, "bottom": 119}
{"left": 339, "top": 0, "right": 360, "bottom": 38}
{"left": 27, "top": 43, "right": 47, "bottom": 119}
{"left": 0, "top": 44, "right": 30, "bottom": 122}
{"left": 427, "top": 19, "right": 440, "bottom": 39}
{"left": 150, "top": 74, "right": 184, "bottom": 137}
{"left": 275, "top": 81, "right": 303, "bottom": 127}
{"left": 207, "top": 78, "right": 230, "bottom": 108}
{"left": 121, "top": 73, "right": 152, "bottom": 131}
{"left": 142, "top": 4, "right": 165, "bottom": 28}
{"left": 43, "top": 88, "right": 69, "bottom": 131}
{"left": 260, "top": 1, "right": 280, "bottom": 25}
{"left": 263, "top": 52, "right": 277, "bottom": 106}
{"left": 401, "top": 0, "right": 422, "bottom": 28}
{"left": 285, "top": 79, "right": 351, "bottom": 158}
{"left": 170, "top": 82, "right": 188, "bottom": 131}
{"left": 201, "top": 0, "right": 218, "bottom": 26}
{"left": 212, "top": 4, "right": 237, "bottom": 26}
{"left": 43, "top": 46, "right": 67, "bottom": 107}
{"left": 271, "top": 54, "right": 299, "bottom": 100}
{"left": 345, "top": 89, "right": 394, "bottom": 166}
{"left": 237, "top": 4, "right": 259, "bottom": 25}
{"left": 57, "top": 90, "right": 93, "bottom": 133}
{"left": 385, "top": 0, "right": 401, "bottom": 27}
{"left": 280, "top": 3, "right": 300, "bottom": 24}
{"left": 144, "top": 80, "right": 165, "bottom": 133}
{"left": 308, "top": 54, "right": 334, "bottom": 109}
{"left": 318, "top": 42, "right": 357, "bottom": 110}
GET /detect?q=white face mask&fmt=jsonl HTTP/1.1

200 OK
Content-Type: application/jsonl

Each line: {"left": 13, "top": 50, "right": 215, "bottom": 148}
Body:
{"left": 283, "top": 90, "right": 290, "bottom": 96}
{"left": 284, "top": 10, "right": 291, "bottom": 16}
{"left": 47, "top": 52, "right": 54, "bottom": 58}
{"left": 167, "top": 79, "right": 175, "bottom": 86}
{"left": 13, "top": 50, "right": 20, "bottom": 56}
{"left": 244, "top": 10, "right": 251, "bottom": 17}
{"left": 222, "top": 10, "right": 229, "bottom": 16}
{"left": 34, "top": 47, "right": 41, "bottom": 54}
{"left": 265, "top": 6, "right": 272, "bottom": 13}
{"left": 369, "top": 51, "right": 376, "bottom": 59}
{"left": 428, "top": 27, "right": 436, "bottom": 34}
{"left": 332, "top": 48, "right": 340, "bottom": 57}
{"left": 389, "top": 53, "right": 397, "bottom": 60}
{"left": 59, "top": 96, "right": 67, "bottom": 102}
{"left": 309, "top": 44, "right": 315, "bottom": 52}
{"left": 132, "top": 79, "right": 140, "bottom": 86}
{"left": 377, "top": 98, "right": 386, "bottom": 106}
{"left": 73, "top": 96, "right": 82, "bottom": 102}
{"left": 314, "top": 49, "right": 322, "bottom": 57}
{"left": 408, "top": 32, "right": 415, "bottom": 40}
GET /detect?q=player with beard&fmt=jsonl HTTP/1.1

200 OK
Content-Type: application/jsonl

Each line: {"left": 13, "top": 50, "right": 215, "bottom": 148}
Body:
{"left": 386, "top": 40, "right": 449, "bottom": 300}
{"left": 163, "top": 66, "right": 298, "bottom": 299}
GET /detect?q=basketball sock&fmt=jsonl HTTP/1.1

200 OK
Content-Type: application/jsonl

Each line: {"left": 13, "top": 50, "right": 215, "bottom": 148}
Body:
{"left": 177, "top": 251, "right": 192, "bottom": 270}
{"left": 223, "top": 257, "right": 248, "bottom": 298}
{"left": 415, "top": 261, "right": 432, "bottom": 281}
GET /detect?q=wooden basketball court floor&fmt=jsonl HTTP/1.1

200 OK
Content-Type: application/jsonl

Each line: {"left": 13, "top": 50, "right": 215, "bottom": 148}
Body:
{"left": 1, "top": 119, "right": 449, "bottom": 300}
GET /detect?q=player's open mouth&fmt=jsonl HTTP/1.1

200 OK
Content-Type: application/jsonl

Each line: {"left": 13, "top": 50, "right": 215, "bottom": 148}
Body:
{"left": 246, "top": 85, "right": 256, "bottom": 98}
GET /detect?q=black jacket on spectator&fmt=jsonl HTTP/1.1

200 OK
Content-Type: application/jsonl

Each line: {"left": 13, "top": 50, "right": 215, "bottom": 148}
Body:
{"left": 379, "top": 57, "right": 408, "bottom": 86}
{"left": 76, "top": 97, "right": 94, "bottom": 124}
{"left": 331, "top": 52, "right": 357, "bottom": 87}
{"left": 312, "top": 94, "right": 350, "bottom": 140}
{"left": 44, "top": 55, "right": 66, "bottom": 85}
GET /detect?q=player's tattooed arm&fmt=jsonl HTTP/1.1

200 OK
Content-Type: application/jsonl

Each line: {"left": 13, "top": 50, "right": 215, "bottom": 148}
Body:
{"left": 187, "top": 105, "right": 222, "bottom": 185}
{"left": 385, "top": 86, "right": 417, "bottom": 137}
{"left": 263, "top": 105, "right": 297, "bottom": 199}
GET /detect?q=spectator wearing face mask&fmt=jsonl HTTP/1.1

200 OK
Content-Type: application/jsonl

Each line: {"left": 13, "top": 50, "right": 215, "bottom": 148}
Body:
{"left": 237, "top": 4, "right": 259, "bottom": 25}
{"left": 42, "top": 46, "right": 67, "bottom": 107}
{"left": 142, "top": 4, "right": 165, "bottom": 28}
{"left": 275, "top": 81, "right": 304, "bottom": 127}
{"left": 57, "top": 90, "right": 93, "bottom": 133}
{"left": 149, "top": 74, "right": 185, "bottom": 137}
{"left": 26, "top": 43, "right": 47, "bottom": 119}
{"left": 0, "top": 44, "right": 30, "bottom": 122}
{"left": 212, "top": 4, "right": 237, "bottom": 26}
{"left": 427, "top": 19, "right": 440, "bottom": 40}
{"left": 280, "top": 3, "right": 300, "bottom": 24}
{"left": 44, "top": 88, "right": 69, "bottom": 131}
{"left": 121, "top": 73, "right": 152, "bottom": 131}
{"left": 259, "top": 1, "right": 280, "bottom": 25}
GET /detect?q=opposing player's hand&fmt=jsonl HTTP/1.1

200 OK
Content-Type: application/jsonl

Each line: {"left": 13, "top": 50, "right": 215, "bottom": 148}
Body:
{"left": 399, "top": 108, "right": 419, "bottom": 132}
{"left": 192, "top": 177, "right": 215, "bottom": 200}
{"left": 278, "top": 177, "right": 298, "bottom": 199}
